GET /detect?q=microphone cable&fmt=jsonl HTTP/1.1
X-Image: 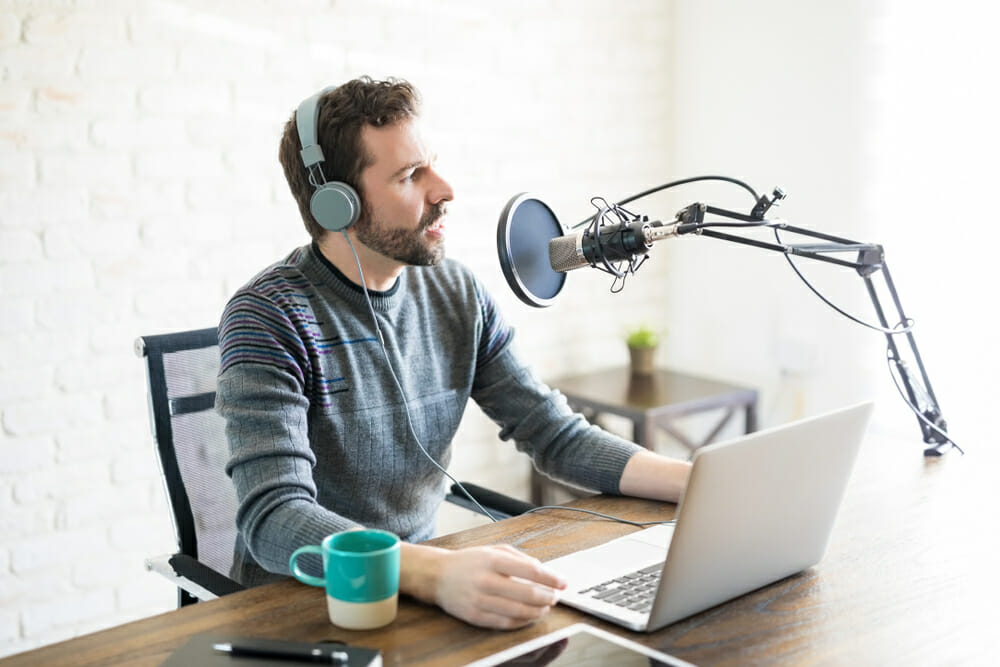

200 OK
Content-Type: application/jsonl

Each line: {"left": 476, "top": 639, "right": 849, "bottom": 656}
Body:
{"left": 572, "top": 174, "right": 761, "bottom": 230}
{"left": 574, "top": 176, "right": 960, "bottom": 454}
{"left": 761, "top": 225, "right": 963, "bottom": 452}
{"left": 885, "top": 343, "right": 963, "bottom": 454}
{"left": 582, "top": 174, "right": 916, "bottom": 336}
{"left": 769, "top": 225, "right": 915, "bottom": 336}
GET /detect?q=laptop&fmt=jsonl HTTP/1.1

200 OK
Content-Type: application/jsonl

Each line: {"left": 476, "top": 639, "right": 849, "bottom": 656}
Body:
{"left": 545, "top": 401, "right": 874, "bottom": 632}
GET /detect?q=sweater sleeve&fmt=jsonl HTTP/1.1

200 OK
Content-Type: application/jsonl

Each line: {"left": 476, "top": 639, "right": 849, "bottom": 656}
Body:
{"left": 216, "top": 289, "right": 361, "bottom": 578}
{"left": 470, "top": 283, "right": 641, "bottom": 493}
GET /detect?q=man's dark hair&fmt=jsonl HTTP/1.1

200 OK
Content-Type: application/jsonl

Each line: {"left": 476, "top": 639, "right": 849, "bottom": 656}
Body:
{"left": 278, "top": 76, "right": 422, "bottom": 241}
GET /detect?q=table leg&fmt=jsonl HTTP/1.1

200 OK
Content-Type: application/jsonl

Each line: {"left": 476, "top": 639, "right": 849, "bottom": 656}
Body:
{"left": 745, "top": 402, "right": 758, "bottom": 433}
{"left": 633, "top": 418, "right": 655, "bottom": 449}
{"left": 530, "top": 469, "right": 545, "bottom": 506}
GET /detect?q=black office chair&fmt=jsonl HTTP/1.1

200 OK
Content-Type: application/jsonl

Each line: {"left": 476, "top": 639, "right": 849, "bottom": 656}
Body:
{"left": 136, "top": 326, "right": 533, "bottom": 607}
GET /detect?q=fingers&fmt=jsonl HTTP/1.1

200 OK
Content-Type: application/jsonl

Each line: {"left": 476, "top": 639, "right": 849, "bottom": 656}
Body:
{"left": 460, "top": 608, "right": 546, "bottom": 630}
{"left": 435, "top": 545, "right": 567, "bottom": 629}
{"left": 489, "top": 544, "right": 567, "bottom": 592}
{"left": 458, "top": 591, "right": 553, "bottom": 630}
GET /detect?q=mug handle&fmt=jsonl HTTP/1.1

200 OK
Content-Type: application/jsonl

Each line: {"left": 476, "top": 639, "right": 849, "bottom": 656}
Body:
{"left": 289, "top": 545, "right": 325, "bottom": 587}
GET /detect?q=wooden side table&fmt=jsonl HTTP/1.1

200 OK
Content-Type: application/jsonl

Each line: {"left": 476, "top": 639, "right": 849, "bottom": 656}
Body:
{"left": 534, "top": 366, "right": 759, "bottom": 504}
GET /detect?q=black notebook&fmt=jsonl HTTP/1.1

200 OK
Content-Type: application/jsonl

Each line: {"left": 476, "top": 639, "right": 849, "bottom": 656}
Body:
{"left": 163, "top": 634, "right": 381, "bottom": 667}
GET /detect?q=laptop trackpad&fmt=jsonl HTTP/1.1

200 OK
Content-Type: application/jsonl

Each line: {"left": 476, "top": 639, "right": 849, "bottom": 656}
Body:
{"left": 547, "top": 527, "right": 671, "bottom": 591}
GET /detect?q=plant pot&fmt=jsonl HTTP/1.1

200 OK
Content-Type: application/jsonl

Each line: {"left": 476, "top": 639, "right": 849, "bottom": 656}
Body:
{"left": 628, "top": 345, "right": 657, "bottom": 375}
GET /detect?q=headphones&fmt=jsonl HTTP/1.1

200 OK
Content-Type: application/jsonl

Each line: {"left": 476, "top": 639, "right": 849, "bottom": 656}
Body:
{"left": 296, "top": 87, "right": 362, "bottom": 232}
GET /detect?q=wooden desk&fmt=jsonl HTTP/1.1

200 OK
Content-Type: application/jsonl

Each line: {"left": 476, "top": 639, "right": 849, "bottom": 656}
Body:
{"left": 4, "top": 428, "right": 996, "bottom": 666}
{"left": 536, "top": 366, "right": 759, "bottom": 503}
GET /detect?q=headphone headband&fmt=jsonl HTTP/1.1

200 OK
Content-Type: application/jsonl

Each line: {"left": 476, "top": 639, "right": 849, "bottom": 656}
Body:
{"left": 295, "top": 86, "right": 360, "bottom": 232}
{"left": 296, "top": 87, "right": 334, "bottom": 170}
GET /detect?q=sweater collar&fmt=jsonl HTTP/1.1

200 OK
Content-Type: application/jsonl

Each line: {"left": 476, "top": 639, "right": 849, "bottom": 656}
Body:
{"left": 307, "top": 242, "right": 404, "bottom": 312}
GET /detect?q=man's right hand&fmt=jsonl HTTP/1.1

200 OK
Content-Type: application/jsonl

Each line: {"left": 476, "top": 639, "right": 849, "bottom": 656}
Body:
{"left": 400, "top": 542, "right": 567, "bottom": 629}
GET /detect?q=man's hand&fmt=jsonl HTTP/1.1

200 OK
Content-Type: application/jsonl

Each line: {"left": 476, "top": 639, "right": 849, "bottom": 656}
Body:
{"left": 400, "top": 542, "right": 566, "bottom": 629}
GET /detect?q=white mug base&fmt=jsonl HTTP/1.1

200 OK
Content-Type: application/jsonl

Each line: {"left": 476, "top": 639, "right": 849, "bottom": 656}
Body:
{"left": 327, "top": 593, "right": 398, "bottom": 630}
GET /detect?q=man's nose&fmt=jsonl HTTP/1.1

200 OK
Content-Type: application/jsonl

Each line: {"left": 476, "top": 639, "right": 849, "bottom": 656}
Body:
{"left": 429, "top": 167, "right": 454, "bottom": 204}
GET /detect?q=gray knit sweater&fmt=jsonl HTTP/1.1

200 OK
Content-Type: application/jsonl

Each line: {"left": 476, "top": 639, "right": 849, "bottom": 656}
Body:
{"left": 216, "top": 243, "right": 641, "bottom": 586}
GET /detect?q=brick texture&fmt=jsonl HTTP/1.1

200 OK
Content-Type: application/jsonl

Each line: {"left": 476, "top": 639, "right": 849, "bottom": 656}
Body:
{"left": 0, "top": 0, "right": 674, "bottom": 656}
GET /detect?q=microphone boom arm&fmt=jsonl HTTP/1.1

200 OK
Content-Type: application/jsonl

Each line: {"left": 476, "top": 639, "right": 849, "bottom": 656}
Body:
{"left": 672, "top": 202, "right": 953, "bottom": 456}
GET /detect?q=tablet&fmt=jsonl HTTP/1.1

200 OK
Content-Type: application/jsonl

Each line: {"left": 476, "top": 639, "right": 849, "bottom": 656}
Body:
{"left": 465, "top": 623, "right": 695, "bottom": 667}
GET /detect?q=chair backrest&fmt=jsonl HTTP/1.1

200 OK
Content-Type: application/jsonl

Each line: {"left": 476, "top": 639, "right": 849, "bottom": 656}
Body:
{"left": 136, "top": 327, "right": 238, "bottom": 605}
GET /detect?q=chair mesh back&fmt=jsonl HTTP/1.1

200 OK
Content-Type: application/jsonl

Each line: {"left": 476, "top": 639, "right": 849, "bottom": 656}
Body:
{"left": 161, "top": 345, "right": 238, "bottom": 578}
{"left": 141, "top": 329, "right": 241, "bottom": 590}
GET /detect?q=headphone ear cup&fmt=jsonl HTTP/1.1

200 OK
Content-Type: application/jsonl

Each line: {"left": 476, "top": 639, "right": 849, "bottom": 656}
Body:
{"left": 310, "top": 181, "right": 361, "bottom": 232}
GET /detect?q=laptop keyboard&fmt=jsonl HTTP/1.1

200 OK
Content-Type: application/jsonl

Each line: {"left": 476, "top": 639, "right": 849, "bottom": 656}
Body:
{"left": 577, "top": 561, "right": 665, "bottom": 614}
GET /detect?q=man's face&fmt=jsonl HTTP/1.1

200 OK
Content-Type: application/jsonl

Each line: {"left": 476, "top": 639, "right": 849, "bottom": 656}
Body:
{"left": 353, "top": 118, "right": 454, "bottom": 267}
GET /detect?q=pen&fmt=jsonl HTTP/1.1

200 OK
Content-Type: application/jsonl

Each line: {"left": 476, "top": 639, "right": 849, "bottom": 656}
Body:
{"left": 213, "top": 640, "right": 348, "bottom": 664}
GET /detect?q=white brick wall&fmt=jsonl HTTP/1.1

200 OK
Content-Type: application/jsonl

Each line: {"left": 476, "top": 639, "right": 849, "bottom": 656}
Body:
{"left": 0, "top": 0, "right": 675, "bottom": 657}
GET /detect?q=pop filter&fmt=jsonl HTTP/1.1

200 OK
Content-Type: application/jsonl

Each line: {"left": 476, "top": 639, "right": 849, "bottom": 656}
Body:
{"left": 497, "top": 193, "right": 566, "bottom": 308}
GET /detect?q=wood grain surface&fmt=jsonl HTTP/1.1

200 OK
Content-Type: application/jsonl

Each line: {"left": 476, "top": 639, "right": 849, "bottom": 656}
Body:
{"left": 3, "top": 428, "right": 994, "bottom": 666}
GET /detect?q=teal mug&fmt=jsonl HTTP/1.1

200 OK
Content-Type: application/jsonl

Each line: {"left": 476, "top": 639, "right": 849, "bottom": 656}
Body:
{"left": 289, "top": 529, "right": 400, "bottom": 630}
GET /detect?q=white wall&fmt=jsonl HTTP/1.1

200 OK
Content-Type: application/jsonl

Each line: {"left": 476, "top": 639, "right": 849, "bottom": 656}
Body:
{"left": 0, "top": 0, "right": 675, "bottom": 656}
{"left": 667, "top": 0, "right": 996, "bottom": 447}
{"left": 666, "top": 0, "right": 884, "bottom": 423}
{"left": 865, "top": 1, "right": 999, "bottom": 442}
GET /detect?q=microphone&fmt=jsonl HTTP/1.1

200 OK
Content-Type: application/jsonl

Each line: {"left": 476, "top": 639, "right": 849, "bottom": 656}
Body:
{"left": 497, "top": 177, "right": 780, "bottom": 306}
{"left": 548, "top": 219, "right": 682, "bottom": 273}
{"left": 497, "top": 192, "right": 695, "bottom": 307}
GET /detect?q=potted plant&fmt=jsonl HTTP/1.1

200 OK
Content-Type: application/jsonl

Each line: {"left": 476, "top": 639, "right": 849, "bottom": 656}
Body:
{"left": 625, "top": 324, "right": 662, "bottom": 375}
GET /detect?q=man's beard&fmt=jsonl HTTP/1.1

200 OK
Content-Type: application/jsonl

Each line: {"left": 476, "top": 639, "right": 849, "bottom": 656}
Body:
{"left": 354, "top": 202, "right": 446, "bottom": 267}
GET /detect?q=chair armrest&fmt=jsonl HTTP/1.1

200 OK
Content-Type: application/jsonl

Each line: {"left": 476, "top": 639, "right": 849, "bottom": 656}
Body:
{"left": 145, "top": 553, "right": 246, "bottom": 601}
{"left": 446, "top": 482, "right": 536, "bottom": 520}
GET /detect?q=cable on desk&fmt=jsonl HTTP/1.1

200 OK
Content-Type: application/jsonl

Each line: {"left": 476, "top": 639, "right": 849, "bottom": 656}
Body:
{"left": 522, "top": 505, "right": 676, "bottom": 528}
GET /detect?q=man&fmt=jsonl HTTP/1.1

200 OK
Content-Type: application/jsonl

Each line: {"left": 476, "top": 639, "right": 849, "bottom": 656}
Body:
{"left": 216, "top": 76, "right": 691, "bottom": 629}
